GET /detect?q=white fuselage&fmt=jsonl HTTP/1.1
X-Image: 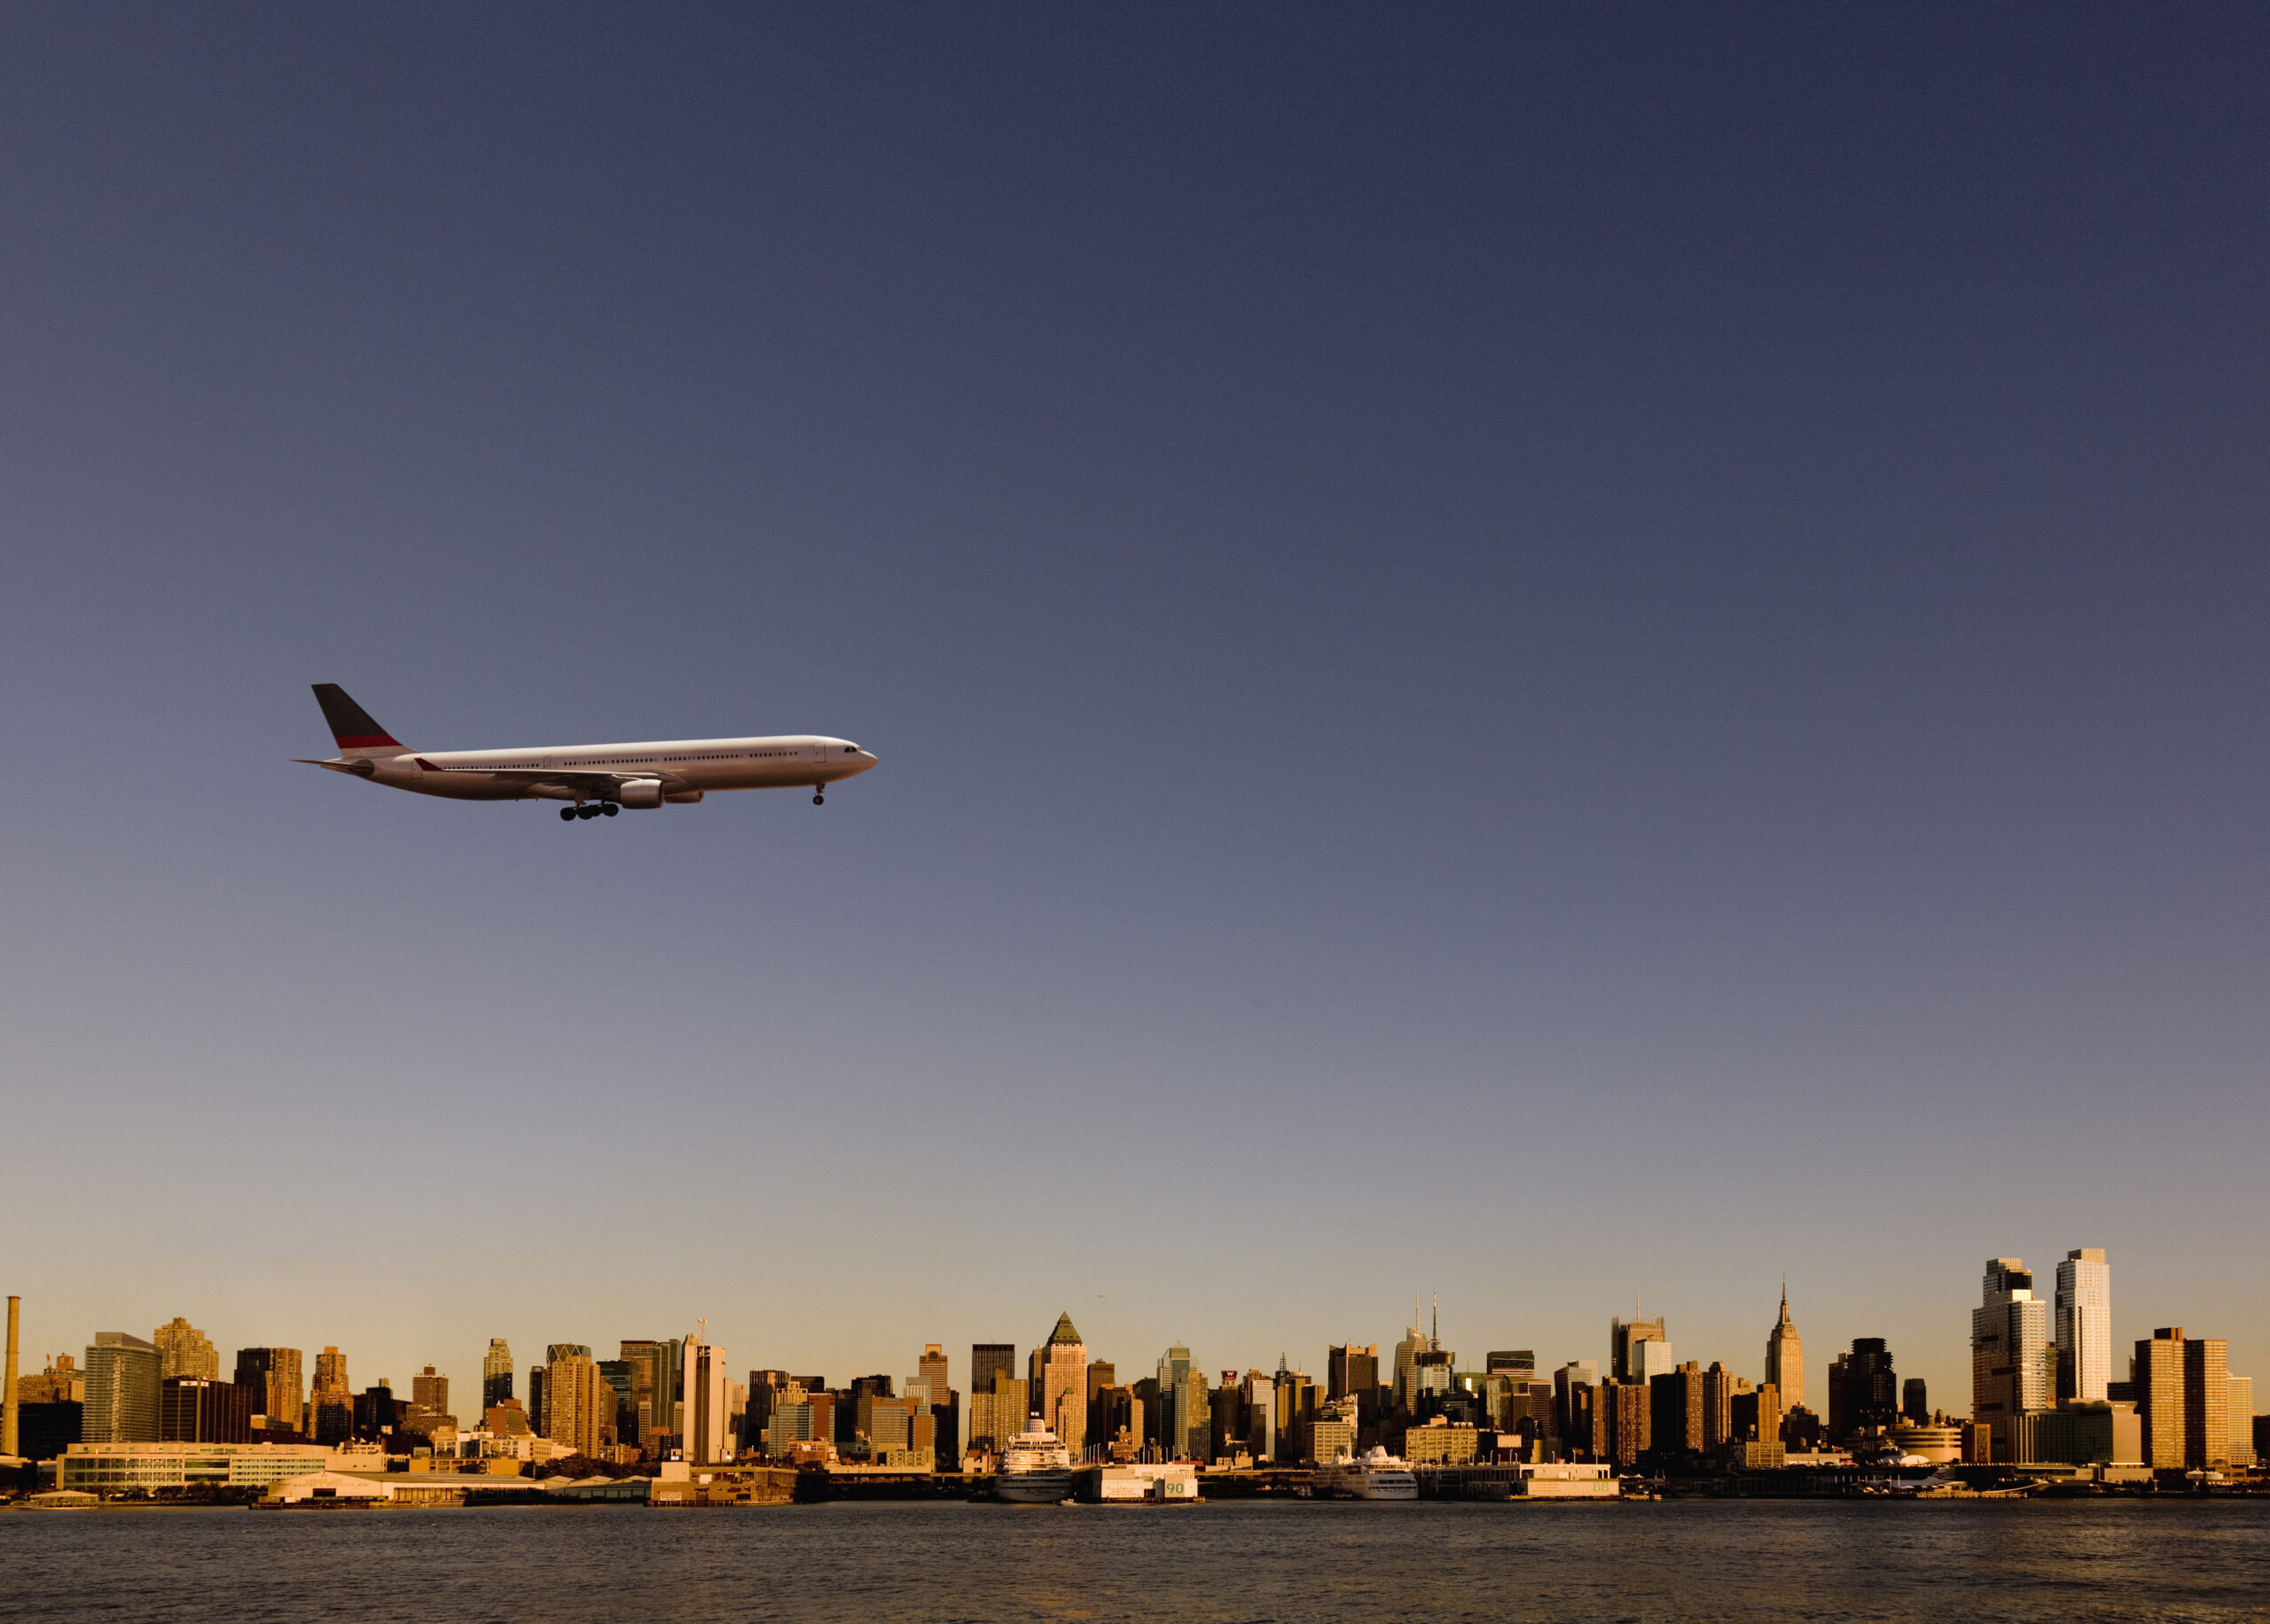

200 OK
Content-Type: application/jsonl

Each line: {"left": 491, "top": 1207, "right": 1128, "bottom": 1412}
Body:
{"left": 330, "top": 735, "right": 878, "bottom": 802}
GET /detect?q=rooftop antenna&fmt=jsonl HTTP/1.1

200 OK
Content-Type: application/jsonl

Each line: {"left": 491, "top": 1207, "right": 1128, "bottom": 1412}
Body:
{"left": 1431, "top": 1292, "right": 1438, "bottom": 1348}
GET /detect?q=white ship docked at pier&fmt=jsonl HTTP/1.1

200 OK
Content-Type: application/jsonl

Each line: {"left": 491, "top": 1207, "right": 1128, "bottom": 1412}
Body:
{"left": 1313, "top": 1446, "right": 1418, "bottom": 1500}
{"left": 993, "top": 1418, "right": 1076, "bottom": 1503}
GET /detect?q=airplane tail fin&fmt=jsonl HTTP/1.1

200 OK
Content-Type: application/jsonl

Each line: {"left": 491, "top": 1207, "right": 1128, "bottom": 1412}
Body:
{"left": 311, "top": 683, "right": 406, "bottom": 757}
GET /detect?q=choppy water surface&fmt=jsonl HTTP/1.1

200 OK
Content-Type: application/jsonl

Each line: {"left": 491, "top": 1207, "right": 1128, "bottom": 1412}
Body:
{"left": 6, "top": 1500, "right": 2267, "bottom": 1621}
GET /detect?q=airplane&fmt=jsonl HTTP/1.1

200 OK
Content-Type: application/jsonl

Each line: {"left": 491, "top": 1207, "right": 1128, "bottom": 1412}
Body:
{"left": 296, "top": 683, "right": 878, "bottom": 824}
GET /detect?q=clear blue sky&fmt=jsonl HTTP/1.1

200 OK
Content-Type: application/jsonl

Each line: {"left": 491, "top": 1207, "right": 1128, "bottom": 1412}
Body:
{"left": 4, "top": 4, "right": 2265, "bottom": 1409}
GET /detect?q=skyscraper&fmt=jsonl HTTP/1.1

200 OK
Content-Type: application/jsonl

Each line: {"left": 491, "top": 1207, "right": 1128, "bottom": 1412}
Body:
{"left": 2055, "top": 1249, "right": 2111, "bottom": 1403}
{"left": 312, "top": 1347, "right": 353, "bottom": 1445}
{"left": 969, "top": 1343, "right": 1017, "bottom": 1449}
{"left": 482, "top": 1339, "right": 514, "bottom": 1409}
{"left": 1157, "top": 1345, "right": 1202, "bottom": 1459}
{"left": 1610, "top": 1316, "right": 1667, "bottom": 1385}
{"left": 683, "top": 1329, "right": 731, "bottom": 1464}
{"left": 82, "top": 1332, "right": 160, "bottom": 1444}
{"left": 542, "top": 1352, "right": 614, "bottom": 1456}
{"left": 620, "top": 1339, "right": 683, "bottom": 1450}
{"left": 2135, "top": 1327, "right": 2188, "bottom": 1470}
{"left": 1036, "top": 1313, "right": 1087, "bottom": 1454}
{"left": 1764, "top": 1286, "right": 1804, "bottom": 1412}
{"left": 411, "top": 1366, "right": 450, "bottom": 1423}
{"left": 152, "top": 1318, "right": 218, "bottom": 1382}
{"left": 2184, "top": 1335, "right": 2232, "bottom": 1472}
{"left": 233, "top": 1347, "right": 302, "bottom": 1433}
{"left": 1972, "top": 1259, "right": 2049, "bottom": 1462}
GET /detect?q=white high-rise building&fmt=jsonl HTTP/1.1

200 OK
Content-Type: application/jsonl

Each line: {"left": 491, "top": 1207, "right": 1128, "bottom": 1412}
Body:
{"left": 2055, "top": 1249, "right": 2111, "bottom": 1403}
{"left": 1973, "top": 1258, "right": 2051, "bottom": 1463}
{"left": 681, "top": 1327, "right": 731, "bottom": 1464}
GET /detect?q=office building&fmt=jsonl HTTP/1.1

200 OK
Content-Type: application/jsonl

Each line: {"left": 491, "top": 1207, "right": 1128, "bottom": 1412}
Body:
{"left": 411, "top": 1366, "right": 450, "bottom": 1424}
{"left": 3, "top": 1294, "right": 16, "bottom": 1459}
{"left": 482, "top": 1340, "right": 514, "bottom": 1409}
{"left": 152, "top": 1318, "right": 219, "bottom": 1382}
{"left": 1273, "top": 1361, "right": 1315, "bottom": 1463}
{"left": 1610, "top": 1316, "right": 1667, "bottom": 1385}
{"left": 683, "top": 1331, "right": 732, "bottom": 1464}
{"left": 311, "top": 1347, "right": 353, "bottom": 1445}
{"left": 1155, "top": 1345, "right": 1199, "bottom": 1458}
{"left": 1328, "top": 1343, "right": 1377, "bottom": 1402}
{"left": 1731, "top": 1380, "right": 1780, "bottom": 1446}
{"left": 1701, "top": 1362, "right": 1741, "bottom": 1448}
{"left": 1903, "top": 1378, "right": 1930, "bottom": 1425}
{"left": 919, "top": 1345, "right": 951, "bottom": 1414}
{"left": 969, "top": 1344, "right": 1016, "bottom": 1448}
{"left": 2135, "top": 1327, "right": 2188, "bottom": 1469}
{"left": 1828, "top": 1339, "right": 1898, "bottom": 1440}
{"left": 1649, "top": 1362, "right": 1704, "bottom": 1455}
{"left": 233, "top": 1347, "right": 302, "bottom": 1433}
{"left": 2016, "top": 1401, "right": 2141, "bottom": 1466}
{"left": 82, "top": 1332, "right": 161, "bottom": 1444}
{"left": 1764, "top": 1286, "right": 1804, "bottom": 1412}
{"left": 20, "top": 1352, "right": 83, "bottom": 1404}
{"left": 620, "top": 1338, "right": 683, "bottom": 1450}
{"left": 2185, "top": 1334, "right": 2231, "bottom": 1471}
{"left": 58, "top": 1440, "right": 333, "bottom": 1493}
{"left": 1972, "top": 1259, "right": 2050, "bottom": 1462}
{"left": 2055, "top": 1249, "right": 2111, "bottom": 1403}
{"left": 159, "top": 1377, "right": 250, "bottom": 1444}
{"left": 1554, "top": 1362, "right": 1605, "bottom": 1459}
{"left": 1035, "top": 1313, "right": 1088, "bottom": 1453}
{"left": 1607, "top": 1382, "right": 1649, "bottom": 1467}
{"left": 2229, "top": 1377, "right": 2257, "bottom": 1469}
{"left": 536, "top": 1351, "right": 613, "bottom": 1456}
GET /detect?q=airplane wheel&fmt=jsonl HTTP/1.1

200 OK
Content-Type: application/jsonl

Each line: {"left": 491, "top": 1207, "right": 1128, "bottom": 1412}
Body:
{"left": 813, "top": 793, "right": 825, "bottom": 805}
{"left": 579, "top": 806, "right": 599, "bottom": 820}
{"left": 560, "top": 808, "right": 575, "bottom": 822}
{"left": 602, "top": 803, "right": 619, "bottom": 816}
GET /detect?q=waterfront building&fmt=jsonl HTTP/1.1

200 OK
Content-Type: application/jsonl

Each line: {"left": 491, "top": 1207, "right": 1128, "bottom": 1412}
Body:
{"left": 159, "top": 1377, "right": 250, "bottom": 1443}
{"left": 2134, "top": 1327, "right": 2188, "bottom": 1469}
{"left": 2016, "top": 1401, "right": 2141, "bottom": 1466}
{"left": 1403, "top": 1416, "right": 1480, "bottom": 1465}
{"left": 82, "top": 1332, "right": 160, "bottom": 1444}
{"left": 1765, "top": 1286, "right": 1804, "bottom": 1413}
{"left": 1036, "top": 1314, "right": 1088, "bottom": 1454}
{"left": 1888, "top": 1421, "right": 1964, "bottom": 1463}
{"left": 312, "top": 1347, "right": 353, "bottom": 1445}
{"left": 683, "top": 1331, "right": 732, "bottom": 1464}
{"left": 234, "top": 1347, "right": 302, "bottom": 1433}
{"left": 2229, "top": 1378, "right": 2257, "bottom": 1468}
{"left": 2183, "top": 1334, "right": 2230, "bottom": 1471}
{"left": 2055, "top": 1248, "right": 2111, "bottom": 1403}
{"left": 482, "top": 1339, "right": 513, "bottom": 1409}
{"left": 1972, "top": 1260, "right": 2050, "bottom": 1462}
{"left": 58, "top": 1440, "right": 333, "bottom": 1493}
{"left": 1610, "top": 1316, "right": 1666, "bottom": 1385}
{"left": 152, "top": 1318, "right": 218, "bottom": 1382}
{"left": 1298, "top": 1416, "right": 1356, "bottom": 1464}
{"left": 859, "top": 1392, "right": 913, "bottom": 1452}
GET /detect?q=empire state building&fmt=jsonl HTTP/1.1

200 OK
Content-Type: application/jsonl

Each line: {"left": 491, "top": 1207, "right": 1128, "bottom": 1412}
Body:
{"left": 1765, "top": 1285, "right": 1804, "bottom": 1412}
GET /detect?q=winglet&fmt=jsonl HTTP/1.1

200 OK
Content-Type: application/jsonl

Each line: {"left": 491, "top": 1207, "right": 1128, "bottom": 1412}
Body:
{"left": 311, "top": 683, "right": 404, "bottom": 757}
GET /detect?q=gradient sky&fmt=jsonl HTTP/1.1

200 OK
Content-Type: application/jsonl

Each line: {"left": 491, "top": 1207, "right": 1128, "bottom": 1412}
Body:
{"left": 4, "top": 4, "right": 2265, "bottom": 1411}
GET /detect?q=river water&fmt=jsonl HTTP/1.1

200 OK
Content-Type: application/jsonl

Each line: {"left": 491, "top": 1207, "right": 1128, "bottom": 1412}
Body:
{"left": 6, "top": 1499, "right": 2267, "bottom": 1620}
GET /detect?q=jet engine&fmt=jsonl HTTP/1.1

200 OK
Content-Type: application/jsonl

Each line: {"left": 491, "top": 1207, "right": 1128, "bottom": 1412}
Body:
{"left": 616, "top": 777, "right": 667, "bottom": 809}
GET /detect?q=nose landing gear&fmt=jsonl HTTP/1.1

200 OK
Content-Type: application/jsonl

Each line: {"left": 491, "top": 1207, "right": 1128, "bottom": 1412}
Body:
{"left": 812, "top": 786, "right": 825, "bottom": 804}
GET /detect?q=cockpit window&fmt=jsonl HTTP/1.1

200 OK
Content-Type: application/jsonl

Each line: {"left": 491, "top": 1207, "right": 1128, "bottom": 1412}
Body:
{"left": 844, "top": 745, "right": 858, "bottom": 753}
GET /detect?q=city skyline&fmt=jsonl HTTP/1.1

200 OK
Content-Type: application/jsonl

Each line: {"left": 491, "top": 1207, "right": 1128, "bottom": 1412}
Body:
{"left": 8, "top": 1244, "right": 2250, "bottom": 1437}
{"left": 4, "top": 5, "right": 2265, "bottom": 1409}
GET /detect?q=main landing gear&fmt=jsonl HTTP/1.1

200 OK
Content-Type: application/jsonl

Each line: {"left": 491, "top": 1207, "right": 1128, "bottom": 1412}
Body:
{"left": 812, "top": 785, "right": 826, "bottom": 805}
{"left": 560, "top": 804, "right": 617, "bottom": 822}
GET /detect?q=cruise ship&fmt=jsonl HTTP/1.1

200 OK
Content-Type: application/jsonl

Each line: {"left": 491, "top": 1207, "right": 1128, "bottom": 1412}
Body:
{"left": 993, "top": 1417, "right": 1076, "bottom": 1503}
{"left": 1313, "top": 1446, "right": 1419, "bottom": 1500}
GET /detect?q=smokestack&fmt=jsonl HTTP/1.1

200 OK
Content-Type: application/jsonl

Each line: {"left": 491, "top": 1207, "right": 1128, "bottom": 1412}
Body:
{"left": 4, "top": 1295, "right": 20, "bottom": 1458}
